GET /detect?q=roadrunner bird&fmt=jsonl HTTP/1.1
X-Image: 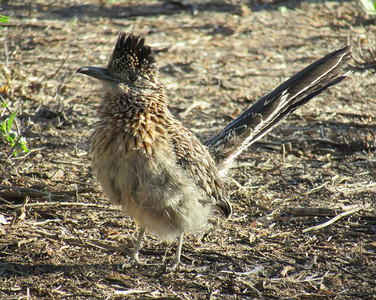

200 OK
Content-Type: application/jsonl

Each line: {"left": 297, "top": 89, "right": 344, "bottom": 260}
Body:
{"left": 77, "top": 33, "right": 351, "bottom": 266}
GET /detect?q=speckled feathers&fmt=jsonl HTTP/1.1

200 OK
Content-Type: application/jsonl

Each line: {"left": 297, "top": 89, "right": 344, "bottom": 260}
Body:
{"left": 78, "top": 33, "right": 351, "bottom": 264}
{"left": 108, "top": 33, "right": 156, "bottom": 74}
{"left": 89, "top": 33, "right": 232, "bottom": 236}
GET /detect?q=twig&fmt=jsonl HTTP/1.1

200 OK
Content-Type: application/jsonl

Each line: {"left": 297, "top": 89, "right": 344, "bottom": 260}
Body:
{"left": 4, "top": 41, "right": 9, "bottom": 69}
{"left": 0, "top": 196, "right": 15, "bottom": 207}
{"left": 113, "top": 289, "right": 149, "bottom": 296}
{"left": 0, "top": 22, "right": 63, "bottom": 29}
{"left": 0, "top": 186, "right": 48, "bottom": 198}
{"left": 18, "top": 196, "right": 29, "bottom": 221}
{"left": 12, "top": 147, "right": 44, "bottom": 159}
{"left": 0, "top": 185, "right": 100, "bottom": 198}
{"left": 34, "top": 230, "right": 127, "bottom": 253}
{"left": 0, "top": 150, "right": 20, "bottom": 177}
{"left": 306, "top": 182, "right": 328, "bottom": 195}
{"left": 0, "top": 200, "right": 115, "bottom": 210}
{"left": 285, "top": 207, "right": 340, "bottom": 217}
{"left": 180, "top": 100, "right": 209, "bottom": 117}
{"left": 334, "top": 263, "right": 376, "bottom": 285}
{"left": 302, "top": 206, "right": 361, "bottom": 233}
{"left": 50, "top": 160, "right": 86, "bottom": 166}
{"left": 0, "top": 62, "right": 11, "bottom": 91}
{"left": 221, "top": 265, "right": 265, "bottom": 276}
{"left": 326, "top": 181, "right": 376, "bottom": 196}
{"left": 47, "top": 53, "right": 70, "bottom": 80}
{"left": 324, "top": 120, "right": 376, "bottom": 129}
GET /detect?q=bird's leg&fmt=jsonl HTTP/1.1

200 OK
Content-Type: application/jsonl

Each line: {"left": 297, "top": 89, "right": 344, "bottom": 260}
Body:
{"left": 130, "top": 226, "right": 145, "bottom": 265}
{"left": 169, "top": 231, "right": 184, "bottom": 268}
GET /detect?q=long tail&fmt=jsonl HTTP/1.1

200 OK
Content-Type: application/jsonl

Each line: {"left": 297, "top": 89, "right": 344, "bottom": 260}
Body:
{"left": 205, "top": 46, "right": 352, "bottom": 174}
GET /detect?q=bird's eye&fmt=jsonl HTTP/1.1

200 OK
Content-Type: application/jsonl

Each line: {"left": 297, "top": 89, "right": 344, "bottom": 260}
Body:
{"left": 128, "top": 74, "right": 138, "bottom": 82}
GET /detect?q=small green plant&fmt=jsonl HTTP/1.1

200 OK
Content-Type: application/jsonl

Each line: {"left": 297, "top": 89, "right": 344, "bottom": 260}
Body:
{"left": 0, "top": 0, "right": 10, "bottom": 28}
{"left": 0, "top": 14, "right": 10, "bottom": 25}
{"left": 360, "top": 0, "right": 376, "bottom": 14}
{"left": 0, "top": 101, "right": 29, "bottom": 156}
{"left": 0, "top": 2, "right": 24, "bottom": 156}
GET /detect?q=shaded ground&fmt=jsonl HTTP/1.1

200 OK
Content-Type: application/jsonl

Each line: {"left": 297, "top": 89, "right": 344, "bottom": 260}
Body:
{"left": 1, "top": 0, "right": 376, "bottom": 299}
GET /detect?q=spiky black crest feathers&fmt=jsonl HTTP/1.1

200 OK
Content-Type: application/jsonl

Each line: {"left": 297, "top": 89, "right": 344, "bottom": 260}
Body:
{"left": 108, "top": 33, "right": 155, "bottom": 73}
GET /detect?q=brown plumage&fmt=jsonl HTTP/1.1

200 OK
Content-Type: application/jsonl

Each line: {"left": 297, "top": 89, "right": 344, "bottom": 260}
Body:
{"left": 77, "top": 33, "right": 351, "bottom": 266}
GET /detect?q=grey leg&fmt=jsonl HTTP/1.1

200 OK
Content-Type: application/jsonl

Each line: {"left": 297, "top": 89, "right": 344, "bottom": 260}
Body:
{"left": 130, "top": 226, "right": 145, "bottom": 265}
{"left": 170, "top": 231, "right": 184, "bottom": 268}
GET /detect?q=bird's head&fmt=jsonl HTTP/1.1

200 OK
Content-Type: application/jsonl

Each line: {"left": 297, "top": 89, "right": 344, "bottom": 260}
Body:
{"left": 77, "top": 33, "right": 160, "bottom": 99}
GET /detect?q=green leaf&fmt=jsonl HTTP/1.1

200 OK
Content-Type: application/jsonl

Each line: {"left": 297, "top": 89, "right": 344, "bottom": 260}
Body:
{"left": 7, "top": 131, "right": 16, "bottom": 142}
{"left": 359, "top": 0, "right": 376, "bottom": 14}
{"left": 0, "top": 15, "right": 10, "bottom": 24}
{"left": 20, "top": 142, "right": 29, "bottom": 153}
{"left": 13, "top": 146, "right": 19, "bottom": 156}
{"left": 1, "top": 98, "right": 29, "bottom": 156}
{"left": 1, "top": 119, "right": 7, "bottom": 133}
{"left": 7, "top": 111, "right": 17, "bottom": 133}
{"left": 12, "top": 137, "right": 29, "bottom": 156}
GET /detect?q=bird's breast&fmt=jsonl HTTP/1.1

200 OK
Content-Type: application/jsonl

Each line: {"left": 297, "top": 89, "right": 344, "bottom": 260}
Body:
{"left": 90, "top": 123, "right": 211, "bottom": 239}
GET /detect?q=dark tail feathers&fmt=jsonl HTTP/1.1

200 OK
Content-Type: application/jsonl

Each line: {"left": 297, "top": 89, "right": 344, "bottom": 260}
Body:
{"left": 206, "top": 46, "right": 352, "bottom": 173}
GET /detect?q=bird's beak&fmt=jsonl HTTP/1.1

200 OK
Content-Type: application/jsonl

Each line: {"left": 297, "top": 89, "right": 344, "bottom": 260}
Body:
{"left": 76, "top": 66, "right": 117, "bottom": 83}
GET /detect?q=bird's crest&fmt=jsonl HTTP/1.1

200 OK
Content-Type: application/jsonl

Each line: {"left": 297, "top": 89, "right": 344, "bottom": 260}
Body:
{"left": 108, "top": 33, "right": 155, "bottom": 73}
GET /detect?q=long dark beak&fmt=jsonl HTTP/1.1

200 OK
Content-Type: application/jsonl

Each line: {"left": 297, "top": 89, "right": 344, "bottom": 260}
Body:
{"left": 76, "top": 66, "right": 117, "bottom": 83}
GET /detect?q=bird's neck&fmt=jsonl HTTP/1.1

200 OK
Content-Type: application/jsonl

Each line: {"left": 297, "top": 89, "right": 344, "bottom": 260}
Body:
{"left": 91, "top": 91, "right": 172, "bottom": 156}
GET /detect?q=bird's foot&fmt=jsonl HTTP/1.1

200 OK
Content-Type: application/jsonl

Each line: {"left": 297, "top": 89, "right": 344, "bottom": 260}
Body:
{"left": 165, "top": 257, "right": 181, "bottom": 272}
{"left": 121, "top": 254, "right": 140, "bottom": 269}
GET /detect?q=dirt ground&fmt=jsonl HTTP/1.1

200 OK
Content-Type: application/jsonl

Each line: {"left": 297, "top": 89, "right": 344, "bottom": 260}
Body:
{"left": 1, "top": 0, "right": 376, "bottom": 299}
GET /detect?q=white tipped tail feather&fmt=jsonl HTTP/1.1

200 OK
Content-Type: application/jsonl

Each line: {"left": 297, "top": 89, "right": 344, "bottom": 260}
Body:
{"left": 205, "top": 46, "right": 352, "bottom": 175}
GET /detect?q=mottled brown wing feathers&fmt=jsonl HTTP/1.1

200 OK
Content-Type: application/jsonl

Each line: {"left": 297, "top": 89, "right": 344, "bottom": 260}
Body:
{"left": 170, "top": 125, "right": 232, "bottom": 217}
